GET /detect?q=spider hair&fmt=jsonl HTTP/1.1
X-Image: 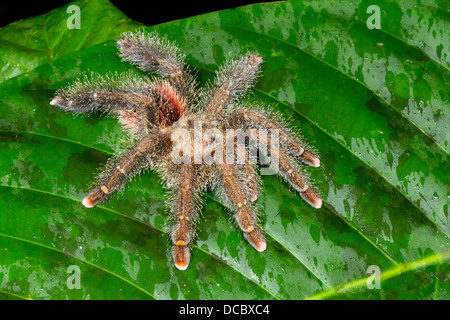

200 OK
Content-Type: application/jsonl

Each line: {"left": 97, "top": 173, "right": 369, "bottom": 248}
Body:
{"left": 50, "top": 30, "right": 323, "bottom": 270}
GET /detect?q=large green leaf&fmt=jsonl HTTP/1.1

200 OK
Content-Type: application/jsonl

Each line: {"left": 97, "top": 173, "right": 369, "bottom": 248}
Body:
{"left": 0, "top": 0, "right": 143, "bottom": 83}
{"left": 0, "top": 0, "right": 448, "bottom": 300}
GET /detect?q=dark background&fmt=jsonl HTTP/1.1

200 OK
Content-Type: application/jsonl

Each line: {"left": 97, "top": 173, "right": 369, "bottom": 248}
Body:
{"left": 0, "top": 0, "right": 269, "bottom": 28}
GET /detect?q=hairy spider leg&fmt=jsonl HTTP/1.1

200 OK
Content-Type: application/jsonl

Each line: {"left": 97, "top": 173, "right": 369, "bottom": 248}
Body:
{"left": 249, "top": 129, "right": 322, "bottom": 209}
{"left": 203, "top": 53, "right": 263, "bottom": 118}
{"left": 171, "top": 164, "right": 197, "bottom": 270}
{"left": 232, "top": 109, "right": 320, "bottom": 167}
{"left": 117, "top": 31, "right": 188, "bottom": 97}
{"left": 218, "top": 161, "right": 266, "bottom": 252}
{"left": 234, "top": 140, "right": 260, "bottom": 202}
{"left": 50, "top": 88, "right": 153, "bottom": 116}
{"left": 82, "top": 134, "right": 160, "bottom": 208}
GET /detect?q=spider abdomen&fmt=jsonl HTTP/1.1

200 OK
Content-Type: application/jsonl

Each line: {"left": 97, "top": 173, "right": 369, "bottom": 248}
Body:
{"left": 152, "top": 83, "right": 186, "bottom": 128}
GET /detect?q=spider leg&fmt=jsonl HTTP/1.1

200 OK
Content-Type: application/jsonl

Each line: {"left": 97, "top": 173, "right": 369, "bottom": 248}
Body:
{"left": 82, "top": 134, "right": 160, "bottom": 208}
{"left": 50, "top": 73, "right": 154, "bottom": 114}
{"left": 232, "top": 109, "right": 320, "bottom": 167}
{"left": 203, "top": 53, "right": 263, "bottom": 118}
{"left": 218, "top": 162, "right": 266, "bottom": 252}
{"left": 234, "top": 140, "right": 260, "bottom": 202}
{"left": 253, "top": 129, "right": 322, "bottom": 209}
{"left": 230, "top": 109, "right": 322, "bottom": 208}
{"left": 50, "top": 73, "right": 162, "bottom": 135}
{"left": 50, "top": 89, "right": 153, "bottom": 113}
{"left": 117, "top": 31, "right": 189, "bottom": 96}
{"left": 171, "top": 164, "right": 199, "bottom": 271}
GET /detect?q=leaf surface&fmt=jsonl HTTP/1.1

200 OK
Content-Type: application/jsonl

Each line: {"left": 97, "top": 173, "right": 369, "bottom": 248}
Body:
{"left": 0, "top": 0, "right": 448, "bottom": 299}
{"left": 0, "top": 0, "right": 142, "bottom": 83}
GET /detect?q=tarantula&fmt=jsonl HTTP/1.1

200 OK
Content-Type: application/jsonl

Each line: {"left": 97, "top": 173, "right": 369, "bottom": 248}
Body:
{"left": 50, "top": 31, "right": 322, "bottom": 270}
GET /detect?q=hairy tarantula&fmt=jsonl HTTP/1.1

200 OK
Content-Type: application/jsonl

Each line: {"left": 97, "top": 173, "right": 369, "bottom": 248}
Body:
{"left": 50, "top": 31, "right": 322, "bottom": 270}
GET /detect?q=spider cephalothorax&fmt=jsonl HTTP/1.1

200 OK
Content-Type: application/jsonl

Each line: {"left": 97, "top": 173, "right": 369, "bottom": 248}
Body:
{"left": 50, "top": 31, "right": 322, "bottom": 270}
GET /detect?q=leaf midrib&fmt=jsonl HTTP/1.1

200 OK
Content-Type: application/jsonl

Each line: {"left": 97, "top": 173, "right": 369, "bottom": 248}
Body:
{"left": 0, "top": 289, "right": 27, "bottom": 300}
{"left": 306, "top": 250, "right": 450, "bottom": 300}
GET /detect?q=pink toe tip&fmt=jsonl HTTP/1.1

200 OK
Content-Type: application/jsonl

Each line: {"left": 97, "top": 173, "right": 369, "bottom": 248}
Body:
{"left": 256, "top": 241, "right": 267, "bottom": 252}
{"left": 313, "top": 198, "right": 322, "bottom": 209}
{"left": 250, "top": 53, "right": 263, "bottom": 64}
{"left": 175, "top": 261, "right": 189, "bottom": 271}
{"left": 82, "top": 196, "right": 94, "bottom": 208}
{"left": 312, "top": 157, "right": 320, "bottom": 168}
{"left": 49, "top": 97, "right": 60, "bottom": 106}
